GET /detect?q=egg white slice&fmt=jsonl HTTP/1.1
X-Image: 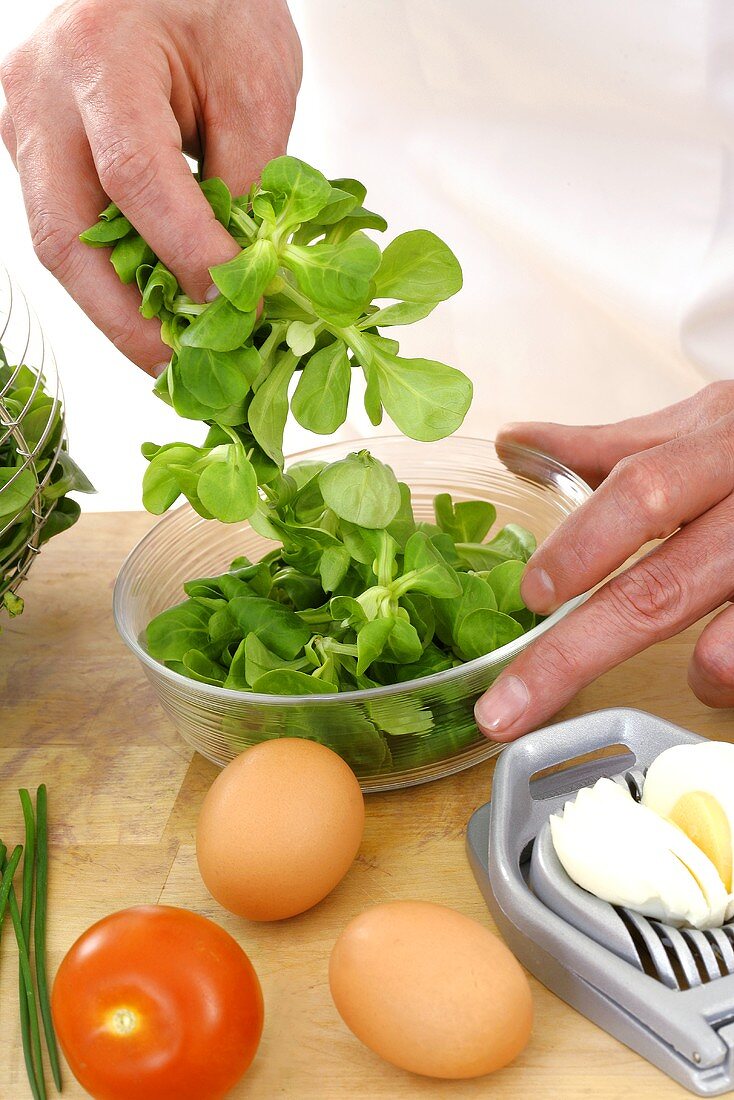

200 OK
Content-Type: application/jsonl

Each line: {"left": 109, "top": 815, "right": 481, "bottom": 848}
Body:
{"left": 642, "top": 742, "right": 734, "bottom": 917}
{"left": 550, "top": 777, "right": 729, "bottom": 929}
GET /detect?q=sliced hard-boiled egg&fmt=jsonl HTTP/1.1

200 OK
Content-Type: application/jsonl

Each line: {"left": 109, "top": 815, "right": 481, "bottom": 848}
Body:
{"left": 550, "top": 777, "right": 729, "bottom": 929}
{"left": 642, "top": 743, "right": 734, "bottom": 914}
{"left": 670, "top": 793, "right": 731, "bottom": 893}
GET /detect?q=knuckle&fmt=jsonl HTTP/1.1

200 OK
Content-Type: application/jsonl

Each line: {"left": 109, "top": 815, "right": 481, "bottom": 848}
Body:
{"left": 609, "top": 454, "right": 679, "bottom": 532}
{"left": 30, "top": 213, "right": 77, "bottom": 278}
{"left": 106, "top": 312, "right": 141, "bottom": 354}
{"left": 95, "top": 136, "right": 157, "bottom": 208}
{"left": 605, "top": 559, "right": 685, "bottom": 634}
{"left": 163, "top": 236, "right": 210, "bottom": 279}
{"left": 242, "top": 46, "right": 300, "bottom": 130}
{"left": 63, "top": 0, "right": 108, "bottom": 62}
{"left": 529, "top": 635, "right": 586, "bottom": 684}
{"left": 1, "top": 1, "right": 106, "bottom": 99}
{"left": 0, "top": 48, "right": 27, "bottom": 97}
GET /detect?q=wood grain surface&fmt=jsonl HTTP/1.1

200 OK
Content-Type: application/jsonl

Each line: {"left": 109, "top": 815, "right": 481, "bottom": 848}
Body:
{"left": 1, "top": 511, "right": 733, "bottom": 1099}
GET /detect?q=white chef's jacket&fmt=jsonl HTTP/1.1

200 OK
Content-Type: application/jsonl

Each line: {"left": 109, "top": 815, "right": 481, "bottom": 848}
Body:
{"left": 288, "top": 0, "right": 731, "bottom": 439}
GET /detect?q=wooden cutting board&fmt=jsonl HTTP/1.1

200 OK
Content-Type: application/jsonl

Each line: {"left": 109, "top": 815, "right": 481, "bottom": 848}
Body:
{"left": 1, "top": 510, "right": 732, "bottom": 1099}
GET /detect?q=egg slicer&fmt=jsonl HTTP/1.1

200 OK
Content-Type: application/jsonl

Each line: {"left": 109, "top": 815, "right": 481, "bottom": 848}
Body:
{"left": 467, "top": 707, "right": 734, "bottom": 1096}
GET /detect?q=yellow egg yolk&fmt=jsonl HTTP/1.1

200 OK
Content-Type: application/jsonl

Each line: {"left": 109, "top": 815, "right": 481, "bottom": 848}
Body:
{"left": 669, "top": 791, "right": 733, "bottom": 892}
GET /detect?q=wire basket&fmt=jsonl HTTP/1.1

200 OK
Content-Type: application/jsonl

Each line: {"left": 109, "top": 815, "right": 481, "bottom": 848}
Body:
{"left": 0, "top": 266, "right": 90, "bottom": 617}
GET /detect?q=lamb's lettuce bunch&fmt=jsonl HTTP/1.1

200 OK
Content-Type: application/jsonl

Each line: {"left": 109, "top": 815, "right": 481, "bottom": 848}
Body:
{"left": 0, "top": 344, "right": 93, "bottom": 617}
{"left": 82, "top": 155, "right": 471, "bottom": 523}
{"left": 145, "top": 458, "right": 537, "bottom": 705}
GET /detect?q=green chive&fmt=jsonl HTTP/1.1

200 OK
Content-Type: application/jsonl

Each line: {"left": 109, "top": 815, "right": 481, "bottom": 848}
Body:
{"left": 8, "top": 884, "right": 46, "bottom": 1100}
{"left": 0, "top": 844, "right": 23, "bottom": 923}
{"left": 0, "top": 841, "right": 6, "bottom": 951}
{"left": 18, "top": 790, "right": 45, "bottom": 1100}
{"left": 34, "top": 786, "right": 62, "bottom": 1090}
{"left": 0, "top": 845, "right": 44, "bottom": 1100}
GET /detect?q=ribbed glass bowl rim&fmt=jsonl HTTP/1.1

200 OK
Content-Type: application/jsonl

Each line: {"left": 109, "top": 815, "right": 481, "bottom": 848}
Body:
{"left": 114, "top": 435, "right": 592, "bottom": 705}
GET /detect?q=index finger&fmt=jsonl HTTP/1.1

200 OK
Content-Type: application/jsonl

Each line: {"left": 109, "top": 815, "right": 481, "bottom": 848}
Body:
{"left": 75, "top": 75, "right": 240, "bottom": 301}
{"left": 474, "top": 492, "right": 734, "bottom": 742}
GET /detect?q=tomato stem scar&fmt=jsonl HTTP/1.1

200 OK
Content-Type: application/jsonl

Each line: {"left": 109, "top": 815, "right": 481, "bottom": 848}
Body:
{"left": 111, "top": 1008, "right": 137, "bottom": 1036}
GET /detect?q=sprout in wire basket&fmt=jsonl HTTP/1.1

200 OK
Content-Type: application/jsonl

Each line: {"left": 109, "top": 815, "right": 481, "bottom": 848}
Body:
{"left": 0, "top": 268, "right": 94, "bottom": 621}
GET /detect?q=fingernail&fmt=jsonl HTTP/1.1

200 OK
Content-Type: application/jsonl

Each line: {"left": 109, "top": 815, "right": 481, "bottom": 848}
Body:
{"left": 152, "top": 361, "right": 169, "bottom": 378}
{"left": 205, "top": 284, "right": 220, "bottom": 303}
{"left": 475, "top": 675, "right": 530, "bottom": 739}
{"left": 521, "top": 567, "right": 557, "bottom": 613}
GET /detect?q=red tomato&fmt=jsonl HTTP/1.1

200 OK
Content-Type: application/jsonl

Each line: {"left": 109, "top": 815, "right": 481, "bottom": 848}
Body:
{"left": 52, "top": 905, "right": 263, "bottom": 1100}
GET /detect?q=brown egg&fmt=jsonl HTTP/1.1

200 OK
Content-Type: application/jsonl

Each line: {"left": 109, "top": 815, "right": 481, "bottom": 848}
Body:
{"left": 196, "top": 738, "right": 364, "bottom": 921}
{"left": 329, "top": 900, "right": 532, "bottom": 1078}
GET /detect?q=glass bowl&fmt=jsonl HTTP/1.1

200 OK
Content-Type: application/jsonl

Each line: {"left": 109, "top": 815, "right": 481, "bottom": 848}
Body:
{"left": 114, "top": 435, "right": 592, "bottom": 792}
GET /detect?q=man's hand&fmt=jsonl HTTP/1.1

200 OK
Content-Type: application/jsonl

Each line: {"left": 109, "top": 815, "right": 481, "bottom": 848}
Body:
{"left": 475, "top": 382, "right": 734, "bottom": 740}
{"left": 0, "top": 0, "right": 301, "bottom": 373}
